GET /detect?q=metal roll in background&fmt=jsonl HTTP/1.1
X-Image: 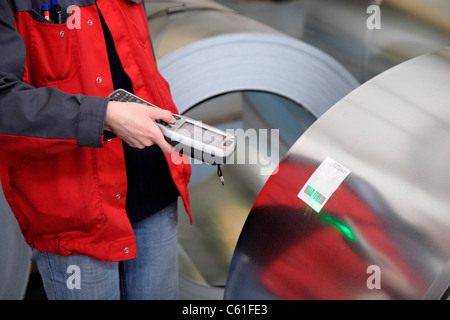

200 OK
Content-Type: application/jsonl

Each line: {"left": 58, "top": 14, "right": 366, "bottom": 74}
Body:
{"left": 214, "top": 0, "right": 450, "bottom": 83}
{"left": 225, "top": 47, "right": 450, "bottom": 300}
{"left": 0, "top": 183, "right": 31, "bottom": 300}
{"left": 302, "top": 0, "right": 450, "bottom": 82}
{"left": 145, "top": 0, "right": 359, "bottom": 299}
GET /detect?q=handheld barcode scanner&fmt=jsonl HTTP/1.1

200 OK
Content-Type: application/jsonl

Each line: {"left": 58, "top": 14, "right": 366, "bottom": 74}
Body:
{"left": 108, "top": 89, "right": 237, "bottom": 185}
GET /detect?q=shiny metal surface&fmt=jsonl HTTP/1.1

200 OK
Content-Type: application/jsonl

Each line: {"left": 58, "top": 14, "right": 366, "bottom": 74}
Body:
{"left": 303, "top": 0, "right": 450, "bottom": 82}
{"left": 146, "top": 0, "right": 358, "bottom": 298}
{"left": 225, "top": 48, "right": 450, "bottom": 299}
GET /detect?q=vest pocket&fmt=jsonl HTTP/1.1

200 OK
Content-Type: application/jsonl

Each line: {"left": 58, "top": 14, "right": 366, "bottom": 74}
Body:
{"left": 27, "top": 17, "right": 81, "bottom": 87}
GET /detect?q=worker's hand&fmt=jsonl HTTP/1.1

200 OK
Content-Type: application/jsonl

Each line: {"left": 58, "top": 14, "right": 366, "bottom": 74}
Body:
{"left": 104, "top": 101, "right": 176, "bottom": 154}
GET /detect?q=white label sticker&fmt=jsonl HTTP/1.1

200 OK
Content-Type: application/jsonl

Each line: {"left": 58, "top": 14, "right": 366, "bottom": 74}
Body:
{"left": 297, "top": 157, "right": 351, "bottom": 212}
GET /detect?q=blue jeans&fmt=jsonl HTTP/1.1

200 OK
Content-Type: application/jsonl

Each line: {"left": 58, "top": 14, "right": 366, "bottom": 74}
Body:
{"left": 32, "top": 202, "right": 178, "bottom": 300}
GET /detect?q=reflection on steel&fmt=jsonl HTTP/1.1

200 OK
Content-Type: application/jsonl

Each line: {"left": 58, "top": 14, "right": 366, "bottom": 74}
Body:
{"left": 303, "top": 0, "right": 450, "bottom": 82}
{"left": 225, "top": 48, "right": 450, "bottom": 299}
{"left": 0, "top": 183, "right": 31, "bottom": 299}
{"left": 146, "top": 0, "right": 358, "bottom": 298}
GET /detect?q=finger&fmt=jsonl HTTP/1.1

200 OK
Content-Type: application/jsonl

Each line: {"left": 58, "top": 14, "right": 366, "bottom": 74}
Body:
{"left": 151, "top": 108, "right": 176, "bottom": 124}
{"left": 156, "top": 136, "right": 174, "bottom": 154}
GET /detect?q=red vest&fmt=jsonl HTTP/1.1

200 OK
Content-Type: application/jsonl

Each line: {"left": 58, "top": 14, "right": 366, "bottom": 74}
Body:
{"left": 10, "top": 0, "right": 191, "bottom": 262}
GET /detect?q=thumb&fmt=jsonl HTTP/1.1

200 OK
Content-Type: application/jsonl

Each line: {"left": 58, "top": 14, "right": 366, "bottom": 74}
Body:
{"left": 152, "top": 108, "right": 177, "bottom": 124}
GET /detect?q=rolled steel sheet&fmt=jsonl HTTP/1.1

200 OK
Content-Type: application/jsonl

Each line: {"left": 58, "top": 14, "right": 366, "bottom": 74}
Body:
{"left": 146, "top": 0, "right": 359, "bottom": 297}
{"left": 225, "top": 48, "right": 450, "bottom": 300}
